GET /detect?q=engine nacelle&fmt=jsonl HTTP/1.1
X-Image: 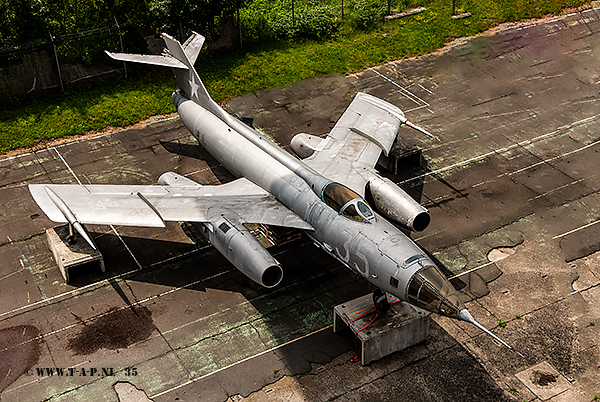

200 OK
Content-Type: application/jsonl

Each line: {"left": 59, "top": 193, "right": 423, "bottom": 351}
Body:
{"left": 198, "top": 217, "right": 283, "bottom": 288}
{"left": 367, "top": 176, "right": 430, "bottom": 232}
{"left": 158, "top": 172, "right": 202, "bottom": 187}
{"left": 290, "top": 133, "right": 324, "bottom": 159}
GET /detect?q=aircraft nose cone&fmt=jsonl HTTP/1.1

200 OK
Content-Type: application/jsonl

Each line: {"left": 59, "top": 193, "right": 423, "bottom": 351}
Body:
{"left": 457, "top": 308, "right": 475, "bottom": 323}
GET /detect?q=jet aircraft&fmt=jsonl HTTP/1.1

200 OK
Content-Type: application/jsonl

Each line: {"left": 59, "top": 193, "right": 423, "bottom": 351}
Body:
{"left": 29, "top": 33, "right": 516, "bottom": 352}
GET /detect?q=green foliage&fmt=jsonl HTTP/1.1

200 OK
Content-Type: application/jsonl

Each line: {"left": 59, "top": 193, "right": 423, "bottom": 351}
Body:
{"left": 149, "top": 0, "right": 246, "bottom": 38}
{"left": 268, "top": 6, "right": 341, "bottom": 40}
{"left": 0, "top": 70, "right": 175, "bottom": 154}
{"left": 241, "top": 3, "right": 340, "bottom": 43}
{"left": 349, "top": 0, "right": 387, "bottom": 31}
{"left": 0, "top": 0, "right": 594, "bottom": 154}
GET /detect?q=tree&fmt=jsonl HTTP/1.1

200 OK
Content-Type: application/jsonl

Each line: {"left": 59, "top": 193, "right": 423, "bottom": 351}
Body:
{"left": 149, "top": 0, "right": 247, "bottom": 40}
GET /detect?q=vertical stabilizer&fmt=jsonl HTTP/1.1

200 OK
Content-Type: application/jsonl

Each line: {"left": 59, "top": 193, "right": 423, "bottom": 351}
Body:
{"left": 106, "top": 32, "right": 230, "bottom": 121}
{"left": 161, "top": 33, "right": 229, "bottom": 121}
{"left": 182, "top": 32, "right": 205, "bottom": 65}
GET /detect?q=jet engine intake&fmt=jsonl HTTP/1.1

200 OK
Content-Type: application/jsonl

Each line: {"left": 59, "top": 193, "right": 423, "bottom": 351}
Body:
{"left": 290, "top": 133, "right": 324, "bottom": 159}
{"left": 198, "top": 218, "right": 283, "bottom": 288}
{"left": 367, "top": 176, "right": 430, "bottom": 232}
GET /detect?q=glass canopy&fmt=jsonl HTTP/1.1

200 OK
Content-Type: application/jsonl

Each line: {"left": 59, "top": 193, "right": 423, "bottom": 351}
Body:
{"left": 407, "top": 266, "right": 465, "bottom": 318}
{"left": 321, "top": 182, "right": 374, "bottom": 222}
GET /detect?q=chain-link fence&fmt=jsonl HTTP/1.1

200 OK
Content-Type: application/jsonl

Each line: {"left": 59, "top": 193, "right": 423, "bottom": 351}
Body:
{"left": 0, "top": 0, "right": 432, "bottom": 104}
{"left": 0, "top": 19, "right": 141, "bottom": 104}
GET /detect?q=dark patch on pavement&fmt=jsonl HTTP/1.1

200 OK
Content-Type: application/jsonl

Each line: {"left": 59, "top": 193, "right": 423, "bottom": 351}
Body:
{"left": 559, "top": 220, "right": 600, "bottom": 262}
{"left": 0, "top": 325, "right": 41, "bottom": 393}
{"left": 475, "top": 299, "right": 579, "bottom": 377}
{"left": 326, "top": 341, "right": 517, "bottom": 402}
{"left": 452, "top": 263, "right": 504, "bottom": 300}
{"left": 67, "top": 306, "right": 155, "bottom": 355}
{"left": 531, "top": 370, "right": 558, "bottom": 387}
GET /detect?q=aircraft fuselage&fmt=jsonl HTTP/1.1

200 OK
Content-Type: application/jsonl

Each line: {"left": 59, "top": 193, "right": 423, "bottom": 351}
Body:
{"left": 173, "top": 91, "right": 461, "bottom": 318}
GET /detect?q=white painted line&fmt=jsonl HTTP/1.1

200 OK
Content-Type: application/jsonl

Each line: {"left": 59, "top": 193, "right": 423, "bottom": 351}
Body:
{"left": 552, "top": 219, "right": 600, "bottom": 240}
{"left": 183, "top": 163, "right": 224, "bottom": 178}
{"left": 404, "top": 105, "right": 430, "bottom": 113}
{"left": 371, "top": 69, "right": 430, "bottom": 108}
{"left": 448, "top": 261, "right": 496, "bottom": 280}
{"left": 0, "top": 115, "right": 180, "bottom": 164}
{"left": 0, "top": 252, "right": 223, "bottom": 353}
{"left": 527, "top": 177, "right": 590, "bottom": 201}
{"left": 0, "top": 247, "right": 203, "bottom": 320}
{"left": 418, "top": 83, "right": 435, "bottom": 95}
{"left": 51, "top": 147, "right": 82, "bottom": 185}
{"left": 400, "top": 114, "right": 599, "bottom": 186}
{"left": 503, "top": 139, "right": 599, "bottom": 177}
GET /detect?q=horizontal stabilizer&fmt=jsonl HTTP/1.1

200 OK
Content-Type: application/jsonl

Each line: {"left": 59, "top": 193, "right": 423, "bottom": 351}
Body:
{"left": 105, "top": 51, "right": 189, "bottom": 70}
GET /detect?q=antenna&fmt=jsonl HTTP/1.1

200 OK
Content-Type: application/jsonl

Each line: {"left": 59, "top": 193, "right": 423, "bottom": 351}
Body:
{"left": 458, "top": 309, "right": 524, "bottom": 358}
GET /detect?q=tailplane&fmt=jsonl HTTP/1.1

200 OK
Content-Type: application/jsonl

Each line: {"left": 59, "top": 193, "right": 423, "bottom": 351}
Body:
{"left": 106, "top": 32, "right": 228, "bottom": 120}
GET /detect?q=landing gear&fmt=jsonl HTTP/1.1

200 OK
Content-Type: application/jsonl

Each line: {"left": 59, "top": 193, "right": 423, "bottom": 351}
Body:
{"left": 372, "top": 289, "right": 390, "bottom": 313}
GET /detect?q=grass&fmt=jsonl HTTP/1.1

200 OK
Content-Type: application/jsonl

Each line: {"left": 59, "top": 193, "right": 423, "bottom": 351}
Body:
{"left": 0, "top": 0, "right": 593, "bottom": 154}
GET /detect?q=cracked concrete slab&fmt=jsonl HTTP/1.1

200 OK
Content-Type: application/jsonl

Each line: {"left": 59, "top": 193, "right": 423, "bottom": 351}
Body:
{"left": 515, "top": 361, "right": 571, "bottom": 400}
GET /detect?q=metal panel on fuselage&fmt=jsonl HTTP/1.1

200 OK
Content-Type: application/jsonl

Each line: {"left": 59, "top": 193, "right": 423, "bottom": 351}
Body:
{"left": 177, "top": 98, "right": 317, "bottom": 216}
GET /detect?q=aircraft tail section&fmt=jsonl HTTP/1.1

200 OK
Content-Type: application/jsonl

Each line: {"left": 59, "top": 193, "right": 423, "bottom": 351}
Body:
{"left": 181, "top": 32, "right": 205, "bottom": 65}
{"left": 106, "top": 32, "right": 229, "bottom": 121}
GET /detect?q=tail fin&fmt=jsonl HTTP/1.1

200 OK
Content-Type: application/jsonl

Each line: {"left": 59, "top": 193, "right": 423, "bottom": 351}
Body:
{"left": 106, "top": 32, "right": 228, "bottom": 120}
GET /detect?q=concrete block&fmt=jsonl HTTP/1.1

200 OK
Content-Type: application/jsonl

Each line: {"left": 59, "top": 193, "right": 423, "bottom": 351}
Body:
{"left": 377, "top": 135, "right": 422, "bottom": 174}
{"left": 46, "top": 224, "right": 104, "bottom": 283}
{"left": 333, "top": 294, "right": 429, "bottom": 365}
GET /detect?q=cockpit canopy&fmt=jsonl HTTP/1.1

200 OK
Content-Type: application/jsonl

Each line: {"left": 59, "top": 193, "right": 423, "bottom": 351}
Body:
{"left": 407, "top": 265, "right": 465, "bottom": 318}
{"left": 321, "top": 182, "right": 374, "bottom": 222}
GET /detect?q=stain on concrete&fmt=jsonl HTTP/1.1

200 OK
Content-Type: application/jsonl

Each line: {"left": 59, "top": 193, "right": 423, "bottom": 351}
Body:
{"left": 68, "top": 306, "right": 155, "bottom": 355}
{"left": 0, "top": 325, "right": 41, "bottom": 393}
{"left": 531, "top": 370, "right": 558, "bottom": 387}
{"left": 451, "top": 263, "right": 503, "bottom": 300}
{"left": 515, "top": 361, "right": 571, "bottom": 401}
{"left": 559, "top": 220, "right": 600, "bottom": 262}
{"left": 113, "top": 381, "right": 154, "bottom": 402}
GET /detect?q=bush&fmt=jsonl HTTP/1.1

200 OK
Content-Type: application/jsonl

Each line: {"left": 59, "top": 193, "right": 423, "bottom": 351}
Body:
{"left": 349, "top": 0, "right": 386, "bottom": 31}
{"left": 244, "top": 5, "right": 340, "bottom": 42}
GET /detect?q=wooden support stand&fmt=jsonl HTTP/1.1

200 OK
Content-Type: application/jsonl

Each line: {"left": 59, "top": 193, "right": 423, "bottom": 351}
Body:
{"left": 46, "top": 224, "right": 104, "bottom": 283}
{"left": 333, "top": 294, "right": 430, "bottom": 365}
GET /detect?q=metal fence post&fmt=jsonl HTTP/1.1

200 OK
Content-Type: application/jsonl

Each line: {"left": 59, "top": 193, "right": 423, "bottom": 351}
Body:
{"left": 114, "top": 16, "right": 127, "bottom": 77}
{"left": 49, "top": 31, "right": 64, "bottom": 92}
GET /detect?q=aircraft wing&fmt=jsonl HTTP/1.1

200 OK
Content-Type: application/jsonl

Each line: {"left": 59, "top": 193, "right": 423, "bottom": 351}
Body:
{"left": 301, "top": 92, "right": 434, "bottom": 195}
{"left": 29, "top": 177, "right": 313, "bottom": 230}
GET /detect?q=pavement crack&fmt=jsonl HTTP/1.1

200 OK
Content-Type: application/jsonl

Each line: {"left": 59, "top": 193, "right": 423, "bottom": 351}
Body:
{"left": 0, "top": 231, "right": 45, "bottom": 248}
